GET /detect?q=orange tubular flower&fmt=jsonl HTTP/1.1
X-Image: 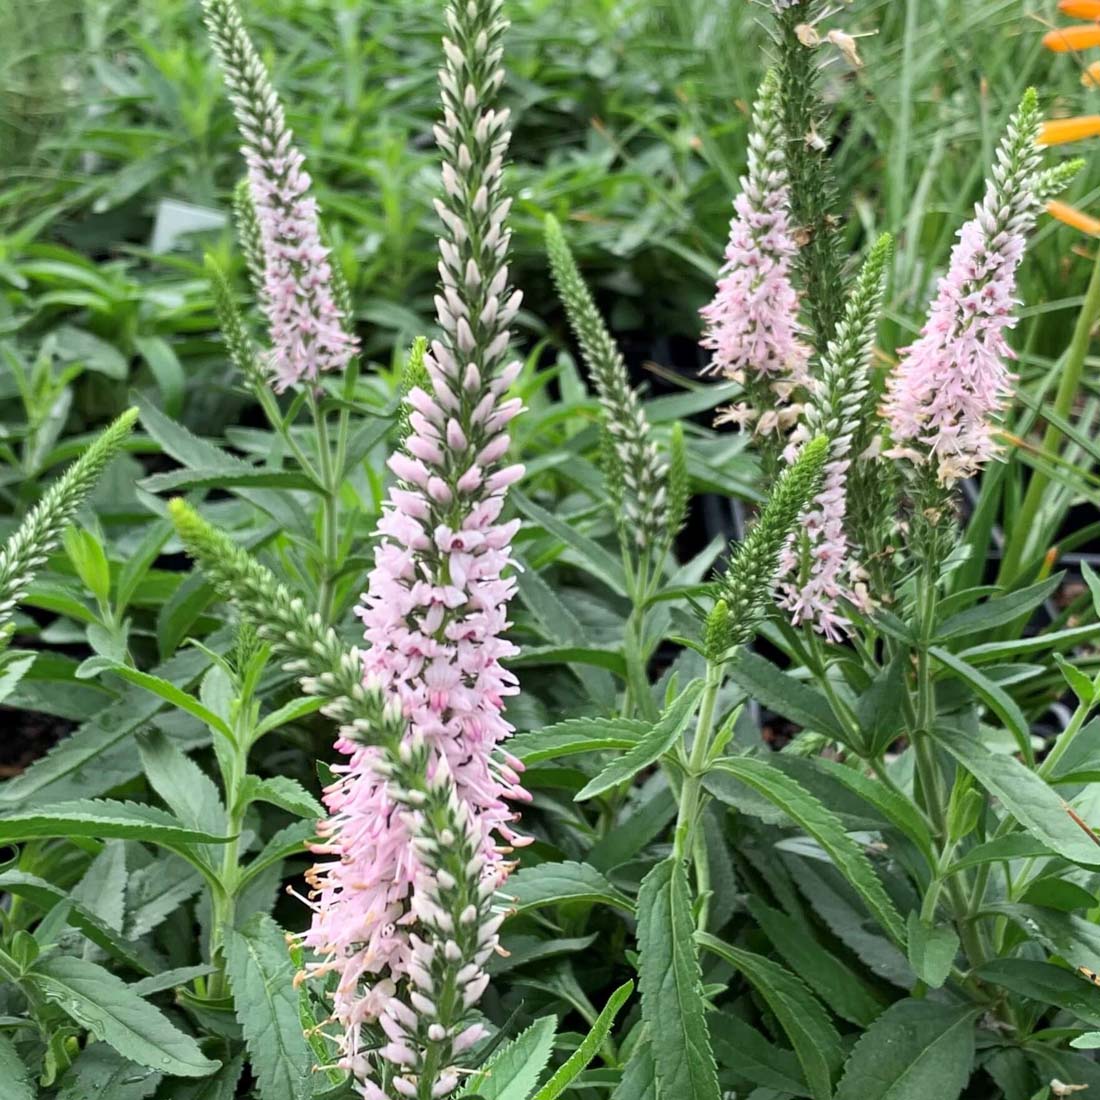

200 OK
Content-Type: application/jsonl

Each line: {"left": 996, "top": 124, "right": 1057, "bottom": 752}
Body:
{"left": 1059, "top": 0, "right": 1100, "bottom": 19}
{"left": 1044, "top": 24, "right": 1100, "bottom": 51}
{"left": 1048, "top": 199, "right": 1100, "bottom": 236}
{"left": 1039, "top": 115, "right": 1100, "bottom": 144}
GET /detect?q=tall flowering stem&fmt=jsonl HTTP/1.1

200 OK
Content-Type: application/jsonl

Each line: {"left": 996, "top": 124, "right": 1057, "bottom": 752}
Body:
{"left": 292, "top": 1, "right": 524, "bottom": 1096}
{"left": 779, "top": 234, "right": 891, "bottom": 641}
{"left": 167, "top": 502, "right": 507, "bottom": 1100}
{"left": 773, "top": 0, "right": 848, "bottom": 351}
{"left": 0, "top": 409, "right": 137, "bottom": 645}
{"left": 883, "top": 90, "right": 1045, "bottom": 492}
{"left": 545, "top": 215, "right": 672, "bottom": 564}
{"left": 700, "top": 69, "right": 810, "bottom": 474}
{"left": 202, "top": 0, "right": 358, "bottom": 392}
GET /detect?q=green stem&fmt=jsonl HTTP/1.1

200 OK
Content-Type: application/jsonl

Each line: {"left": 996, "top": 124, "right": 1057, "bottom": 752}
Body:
{"left": 624, "top": 609, "right": 658, "bottom": 723}
{"left": 999, "top": 245, "right": 1100, "bottom": 583}
{"left": 309, "top": 393, "right": 340, "bottom": 622}
{"left": 674, "top": 660, "right": 724, "bottom": 863}
{"left": 912, "top": 570, "right": 946, "bottom": 830}
{"left": 1038, "top": 696, "right": 1091, "bottom": 780}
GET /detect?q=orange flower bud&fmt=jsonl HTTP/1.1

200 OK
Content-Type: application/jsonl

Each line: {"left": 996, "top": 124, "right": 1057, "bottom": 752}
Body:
{"left": 1083, "top": 60, "right": 1100, "bottom": 86}
{"left": 1059, "top": 0, "right": 1100, "bottom": 19}
{"left": 1039, "top": 115, "right": 1100, "bottom": 144}
{"left": 1044, "top": 24, "right": 1100, "bottom": 51}
{"left": 1048, "top": 199, "right": 1100, "bottom": 236}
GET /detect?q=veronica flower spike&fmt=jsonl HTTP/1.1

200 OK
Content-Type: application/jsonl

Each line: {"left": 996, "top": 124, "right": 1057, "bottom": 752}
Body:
{"left": 700, "top": 68, "right": 810, "bottom": 462}
{"left": 883, "top": 90, "right": 1046, "bottom": 487}
{"left": 300, "top": 0, "right": 527, "bottom": 1096}
{"left": 779, "top": 234, "right": 891, "bottom": 641}
{"left": 202, "top": 0, "right": 358, "bottom": 391}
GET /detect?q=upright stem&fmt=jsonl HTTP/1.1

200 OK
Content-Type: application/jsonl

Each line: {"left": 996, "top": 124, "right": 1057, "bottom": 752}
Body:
{"left": 998, "top": 246, "right": 1100, "bottom": 583}
{"left": 309, "top": 392, "right": 340, "bottom": 622}
{"left": 912, "top": 568, "right": 946, "bottom": 830}
{"left": 674, "top": 660, "right": 724, "bottom": 862}
{"left": 624, "top": 606, "right": 659, "bottom": 723}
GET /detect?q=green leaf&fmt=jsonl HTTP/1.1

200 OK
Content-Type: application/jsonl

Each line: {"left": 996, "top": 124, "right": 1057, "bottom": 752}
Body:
{"left": 832, "top": 998, "right": 978, "bottom": 1100}
{"left": 225, "top": 913, "right": 312, "bottom": 1100}
{"left": 727, "top": 650, "right": 848, "bottom": 743}
{"left": 532, "top": 981, "right": 633, "bottom": 1100}
{"left": 711, "top": 756, "right": 907, "bottom": 945}
{"left": 929, "top": 727, "right": 1100, "bottom": 868}
{"left": 116, "top": 520, "right": 172, "bottom": 614}
{"left": 134, "top": 335, "right": 185, "bottom": 418}
{"left": 696, "top": 933, "right": 842, "bottom": 1100}
{"left": 748, "top": 898, "right": 883, "bottom": 1025}
{"left": 56, "top": 1043, "right": 161, "bottom": 1100}
{"left": 126, "top": 855, "right": 204, "bottom": 938}
{"left": 512, "top": 491, "right": 627, "bottom": 596}
{"left": 239, "top": 775, "right": 324, "bottom": 820}
{"left": 637, "top": 860, "right": 721, "bottom": 1100}
{"left": 0, "top": 800, "right": 230, "bottom": 857}
{"left": 253, "top": 695, "right": 326, "bottom": 737}
{"left": 905, "top": 913, "right": 959, "bottom": 990}
{"left": 1054, "top": 653, "right": 1096, "bottom": 708}
{"left": 711, "top": 1013, "right": 808, "bottom": 1097}
{"left": 1083, "top": 562, "right": 1100, "bottom": 620}
{"left": 935, "top": 575, "right": 1062, "bottom": 640}
{"left": 169, "top": 1052, "right": 246, "bottom": 1100}
{"left": 575, "top": 679, "right": 704, "bottom": 800}
{"left": 930, "top": 649, "right": 1032, "bottom": 762}
{"left": 855, "top": 652, "right": 909, "bottom": 757}
{"left": 508, "top": 861, "right": 634, "bottom": 915}
{"left": 807, "top": 756, "right": 934, "bottom": 865}
{"left": 508, "top": 717, "right": 645, "bottom": 765}
{"left": 29, "top": 955, "right": 220, "bottom": 1077}
{"left": 510, "top": 645, "right": 627, "bottom": 677}
{"left": 0, "top": 1031, "right": 35, "bottom": 1100}
{"left": 0, "top": 643, "right": 215, "bottom": 808}
{"left": 460, "top": 1015, "right": 557, "bottom": 1099}
{"left": 975, "top": 958, "right": 1100, "bottom": 1028}
{"left": 238, "top": 820, "right": 315, "bottom": 889}
{"left": 610, "top": 1043, "right": 657, "bottom": 1100}
{"left": 108, "top": 666, "right": 234, "bottom": 740}
{"left": 140, "top": 467, "right": 317, "bottom": 493}
{"left": 946, "top": 833, "right": 1054, "bottom": 873}
{"left": 137, "top": 730, "right": 225, "bottom": 837}
{"left": 0, "top": 870, "right": 156, "bottom": 975}
{"left": 986, "top": 903, "right": 1100, "bottom": 972}
{"left": 0, "top": 651, "right": 35, "bottom": 706}
{"left": 131, "top": 965, "right": 216, "bottom": 998}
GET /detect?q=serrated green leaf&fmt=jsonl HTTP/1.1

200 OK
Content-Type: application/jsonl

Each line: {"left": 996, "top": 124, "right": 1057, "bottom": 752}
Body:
{"left": 935, "top": 575, "right": 1062, "bottom": 640}
{"left": 832, "top": 998, "right": 977, "bottom": 1100}
{"left": 170, "top": 1052, "right": 246, "bottom": 1100}
{"left": 976, "top": 958, "right": 1100, "bottom": 1028}
{"left": 576, "top": 679, "right": 704, "bottom": 800}
{"left": 854, "top": 652, "right": 908, "bottom": 758}
{"left": 110, "top": 666, "right": 233, "bottom": 740}
{"left": 610, "top": 1042, "right": 657, "bottom": 1100}
{"left": 125, "top": 854, "right": 204, "bottom": 938}
{"left": 727, "top": 649, "right": 848, "bottom": 743}
{"left": 0, "top": 643, "right": 215, "bottom": 808}
{"left": 0, "top": 800, "right": 230, "bottom": 857}
{"left": 946, "top": 833, "right": 1054, "bottom": 873}
{"left": 55, "top": 1043, "right": 161, "bottom": 1100}
{"left": 238, "top": 820, "right": 315, "bottom": 889}
{"left": 0, "top": 1031, "right": 35, "bottom": 1100}
{"left": 930, "top": 727, "right": 1100, "bottom": 868}
{"left": 508, "top": 861, "right": 634, "bottom": 915}
{"left": 711, "top": 756, "right": 906, "bottom": 945}
{"left": 508, "top": 717, "right": 645, "bottom": 765}
{"left": 930, "top": 649, "right": 1032, "bottom": 762}
{"left": 239, "top": 775, "right": 324, "bottom": 820}
{"left": 131, "top": 965, "right": 215, "bottom": 998}
{"left": 253, "top": 695, "right": 326, "bottom": 737}
{"left": 71, "top": 840, "right": 127, "bottom": 934}
{"left": 637, "top": 860, "right": 721, "bottom": 1100}
{"left": 532, "top": 980, "right": 632, "bottom": 1100}
{"left": 460, "top": 1015, "right": 557, "bottom": 1099}
{"left": 1054, "top": 653, "right": 1096, "bottom": 708}
{"left": 512, "top": 491, "right": 627, "bottom": 596}
{"left": 0, "top": 651, "right": 36, "bottom": 706}
{"left": 225, "top": 913, "right": 311, "bottom": 1100}
{"left": 748, "top": 898, "right": 883, "bottom": 1025}
{"left": 29, "top": 956, "right": 220, "bottom": 1077}
{"left": 905, "top": 913, "right": 958, "bottom": 990}
{"left": 696, "top": 933, "right": 842, "bottom": 1100}
{"left": 137, "top": 730, "right": 225, "bottom": 839}
{"left": 711, "top": 1012, "right": 808, "bottom": 1096}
